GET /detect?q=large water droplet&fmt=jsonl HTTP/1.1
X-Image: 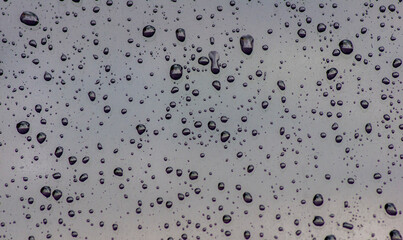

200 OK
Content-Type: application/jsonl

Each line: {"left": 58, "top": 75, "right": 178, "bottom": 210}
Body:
{"left": 175, "top": 28, "right": 186, "bottom": 42}
{"left": 52, "top": 189, "right": 63, "bottom": 201}
{"left": 40, "top": 186, "right": 51, "bottom": 198}
{"left": 208, "top": 51, "right": 220, "bottom": 74}
{"left": 240, "top": 35, "right": 254, "bottom": 55}
{"left": 313, "top": 193, "right": 324, "bottom": 206}
{"left": 326, "top": 68, "right": 338, "bottom": 80}
{"left": 339, "top": 39, "right": 353, "bottom": 55}
{"left": 170, "top": 64, "right": 183, "bottom": 80}
{"left": 221, "top": 131, "right": 230, "bottom": 142}
{"left": 243, "top": 192, "right": 253, "bottom": 203}
{"left": 313, "top": 216, "right": 325, "bottom": 226}
{"left": 143, "top": 25, "right": 156, "bottom": 38}
{"left": 16, "top": 121, "right": 30, "bottom": 134}
{"left": 36, "top": 132, "right": 46, "bottom": 144}
{"left": 385, "top": 203, "right": 397, "bottom": 216}
{"left": 390, "top": 230, "right": 402, "bottom": 240}
{"left": 20, "top": 11, "right": 39, "bottom": 26}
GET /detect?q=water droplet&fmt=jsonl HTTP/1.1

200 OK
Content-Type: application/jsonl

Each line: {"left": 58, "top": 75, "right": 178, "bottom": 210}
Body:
{"left": 175, "top": 28, "right": 186, "bottom": 42}
{"left": 55, "top": 146, "right": 63, "bottom": 158}
{"left": 143, "top": 25, "right": 155, "bottom": 37}
{"left": 40, "top": 186, "right": 51, "bottom": 198}
{"left": 365, "top": 123, "right": 372, "bottom": 134}
{"left": 212, "top": 80, "right": 221, "bottom": 90}
{"left": 326, "top": 68, "right": 338, "bottom": 80}
{"left": 313, "top": 194, "right": 324, "bottom": 206}
{"left": 198, "top": 56, "right": 209, "bottom": 65}
{"left": 189, "top": 171, "right": 198, "bottom": 180}
{"left": 313, "top": 216, "right": 325, "bottom": 226}
{"left": 52, "top": 189, "right": 62, "bottom": 201}
{"left": 390, "top": 230, "right": 402, "bottom": 240}
{"left": 392, "top": 58, "right": 402, "bottom": 68}
{"left": 339, "top": 39, "right": 353, "bottom": 55}
{"left": 277, "top": 80, "right": 286, "bottom": 91}
{"left": 20, "top": 11, "right": 39, "bottom": 26}
{"left": 36, "top": 132, "right": 46, "bottom": 144}
{"left": 114, "top": 167, "right": 123, "bottom": 177}
{"left": 324, "top": 235, "right": 336, "bottom": 240}
{"left": 341, "top": 223, "right": 354, "bottom": 230}
{"left": 170, "top": 64, "right": 183, "bottom": 80}
{"left": 44, "top": 71, "right": 52, "bottom": 81}
{"left": 240, "top": 35, "right": 254, "bottom": 55}
{"left": 88, "top": 91, "right": 96, "bottom": 101}
{"left": 385, "top": 203, "right": 397, "bottom": 216}
{"left": 208, "top": 51, "right": 220, "bottom": 74}
{"left": 16, "top": 121, "right": 30, "bottom": 134}
{"left": 221, "top": 131, "right": 230, "bottom": 142}
{"left": 136, "top": 124, "right": 146, "bottom": 135}
{"left": 243, "top": 192, "right": 253, "bottom": 203}
{"left": 223, "top": 215, "right": 232, "bottom": 224}
{"left": 317, "top": 23, "right": 326, "bottom": 32}
{"left": 360, "top": 100, "right": 369, "bottom": 109}
{"left": 297, "top": 29, "right": 306, "bottom": 38}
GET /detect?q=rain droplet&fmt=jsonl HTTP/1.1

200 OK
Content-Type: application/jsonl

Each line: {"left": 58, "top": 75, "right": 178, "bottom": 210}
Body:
{"left": 277, "top": 80, "right": 286, "bottom": 91}
{"left": 40, "top": 186, "right": 51, "bottom": 198}
{"left": 339, "top": 39, "right": 353, "bottom": 55}
{"left": 390, "top": 230, "right": 402, "bottom": 240}
{"left": 170, "top": 64, "right": 183, "bottom": 80}
{"left": 143, "top": 25, "right": 155, "bottom": 38}
{"left": 313, "top": 216, "right": 325, "bottom": 226}
{"left": 36, "top": 132, "right": 46, "bottom": 144}
{"left": 114, "top": 167, "right": 123, "bottom": 177}
{"left": 392, "top": 58, "right": 402, "bottom": 68}
{"left": 220, "top": 131, "right": 230, "bottom": 142}
{"left": 326, "top": 68, "right": 338, "bottom": 80}
{"left": 44, "top": 71, "right": 52, "bottom": 81}
{"left": 189, "top": 171, "right": 198, "bottom": 180}
{"left": 198, "top": 56, "right": 209, "bottom": 65}
{"left": 313, "top": 194, "right": 324, "bottom": 206}
{"left": 136, "top": 124, "right": 146, "bottom": 135}
{"left": 297, "top": 29, "right": 306, "bottom": 38}
{"left": 317, "top": 23, "right": 326, "bottom": 32}
{"left": 175, "top": 28, "right": 186, "bottom": 42}
{"left": 208, "top": 51, "right": 220, "bottom": 74}
{"left": 55, "top": 146, "right": 63, "bottom": 158}
{"left": 20, "top": 11, "right": 39, "bottom": 26}
{"left": 16, "top": 121, "right": 30, "bottom": 134}
{"left": 223, "top": 215, "right": 232, "bottom": 224}
{"left": 385, "top": 203, "right": 397, "bottom": 216}
{"left": 52, "top": 189, "right": 62, "bottom": 201}
{"left": 243, "top": 192, "right": 253, "bottom": 203}
{"left": 240, "top": 35, "right": 254, "bottom": 55}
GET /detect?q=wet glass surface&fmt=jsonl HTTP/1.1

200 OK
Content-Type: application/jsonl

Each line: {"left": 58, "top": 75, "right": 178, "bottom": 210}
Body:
{"left": 0, "top": 0, "right": 402, "bottom": 239}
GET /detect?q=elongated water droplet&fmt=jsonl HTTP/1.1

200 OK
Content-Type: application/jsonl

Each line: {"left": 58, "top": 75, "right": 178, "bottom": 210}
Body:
{"left": 175, "top": 28, "right": 186, "bottom": 42}
{"left": 37, "top": 132, "right": 46, "bottom": 143}
{"left": 385, "top": 203, "right": 397, "bottom": 216}
{"left": 243, "top": 192, "right": 253, "bottom": 203}
{"left": 20, "top": 11, "right": 39, "bottom": 26}
{"left": 240, "top": 35, "right": 254, "bottom": 55}
{"left": 209, "top": 51, "right": 220, "bottom": 74}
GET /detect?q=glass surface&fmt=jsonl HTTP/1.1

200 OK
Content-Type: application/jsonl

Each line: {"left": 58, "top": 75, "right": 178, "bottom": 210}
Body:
{"left": 0, "top": 0, "right": 402, "bottom": 239}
